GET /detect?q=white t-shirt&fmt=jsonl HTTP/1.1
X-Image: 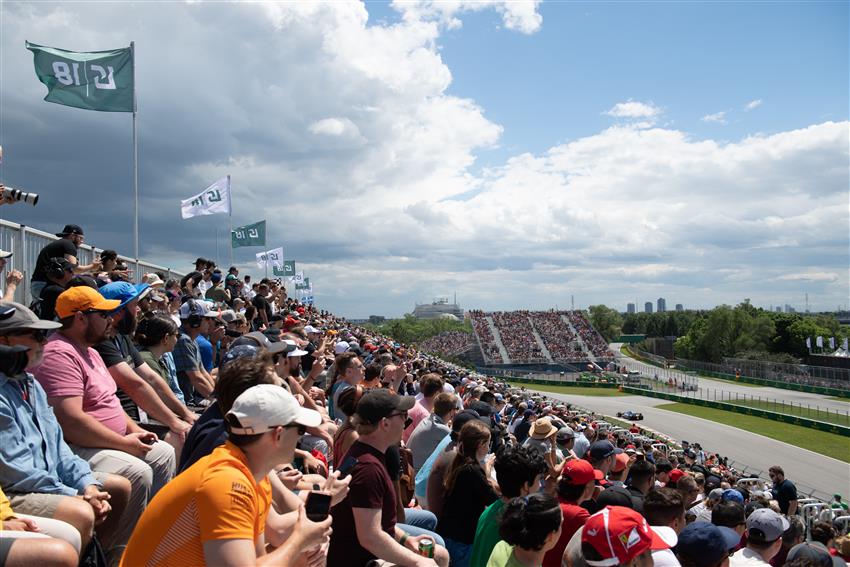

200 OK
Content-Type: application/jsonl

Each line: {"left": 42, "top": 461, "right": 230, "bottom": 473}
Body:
{"left": 652, "top": 549, "right": 681, "bottom": 567}
{"left": 730, "top": 547, "right": 771, "bottom": 567}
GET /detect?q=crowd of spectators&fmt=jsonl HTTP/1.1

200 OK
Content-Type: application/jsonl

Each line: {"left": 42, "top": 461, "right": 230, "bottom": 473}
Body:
{"left": 529, "top": 311, "right": 583, "bottom": 362}
{"left": 0, "top": 216, "right": 846, "bottom": 567}
{"left": 491, "top": 311, "right": 547, "bottom": 363}
{"left": 469, "top": 310, "right": 505, "bottom": 364}
{"left": 566, "top": 310, "right": 612, "bottom": 359}
{"left": 418, "top": 331, "right": 474, "bottom": 359}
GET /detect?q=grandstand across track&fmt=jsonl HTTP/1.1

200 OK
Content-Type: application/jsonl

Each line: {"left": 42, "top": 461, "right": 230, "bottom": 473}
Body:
{"left": 538, "top": 391, "right": 850, "bottom": 501}
{"left": 612, "top": 343, "right": 850, "bottom": 415}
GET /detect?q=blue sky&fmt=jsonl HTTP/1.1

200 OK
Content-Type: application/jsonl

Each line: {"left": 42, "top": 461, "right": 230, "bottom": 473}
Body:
{"left": 1, "top": 1, "right": 847, "bottom": 317}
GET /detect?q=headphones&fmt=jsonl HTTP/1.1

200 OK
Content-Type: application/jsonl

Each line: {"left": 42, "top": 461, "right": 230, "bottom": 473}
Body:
{"left": 185, "top": 299, "right": 204, "bottom": 329}
{"left": 45, "top": 258, "right": 68, "bottom": 281}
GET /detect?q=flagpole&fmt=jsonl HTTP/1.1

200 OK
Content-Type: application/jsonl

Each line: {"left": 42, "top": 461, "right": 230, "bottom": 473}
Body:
{"left": 227, "top": 174, "right": 233, "bottom": 268}
{"left": 131, "top": 41, "right": 139, "bottom": 278}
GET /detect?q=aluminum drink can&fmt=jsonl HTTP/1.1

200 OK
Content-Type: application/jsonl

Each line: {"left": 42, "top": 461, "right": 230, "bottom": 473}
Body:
{"left": 418, "top": 538, "right": 434, "bottom": 558}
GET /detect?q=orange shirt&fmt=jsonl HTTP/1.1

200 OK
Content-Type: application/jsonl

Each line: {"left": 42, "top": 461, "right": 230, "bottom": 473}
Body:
{"left": 0, "top": 486, "right": 14, "bottom": 525}
{"left": 121, "top": 441, "right": 272, "bottom": 567}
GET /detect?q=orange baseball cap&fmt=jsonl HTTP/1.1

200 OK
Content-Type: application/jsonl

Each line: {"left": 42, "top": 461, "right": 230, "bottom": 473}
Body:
{"left": 55, "top": 286, "right": 121, "bottom": 319}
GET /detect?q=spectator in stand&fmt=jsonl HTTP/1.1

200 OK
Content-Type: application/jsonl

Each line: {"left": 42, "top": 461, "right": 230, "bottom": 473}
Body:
{"left": 580, "top": 506, "right": 676, "bottom": 567}
{"left": 205, "top": 270, "right": 230, "bottom": 303}
{"left": 644, "top": 488, "right": 687, "bottom": 567}
{"left": 404, "top": 373, "right": 443, "bottom": 443}
{"left": 769, "top": 517, "right": 804, "bottom": 567}
{"left": 35, "top": 258, "right": 75, "bottom": 321}
{"left": 30, "top": 225, "right": 101, "bottom": 300}
{"left": 693, "top": 488, "right": 724, "bottom": 523}
{"left": 767, "top": 466, "right": 797, "bottom": 516}
{"left": 96, "top": 282, "right": 195, "bottom": 444}
{"left": 173, "top": 299, "right": 218, "bottom": 404}
{"left": 94, "top": 250, "right": 121, "bottom": 287}
{"left": 487, "top": 493, "right": 563, "bottom": 567}
{"left": 543, "top": 459, "right": 595, "bottom": 567}
{"left": 251, "top": 283, "right": 272, "bottom": 328}
{"left": 331, "top": 385, "right": 364, "bottom": 468}
{"left": 327, "top": 352, "right": 365, "bottom": 421}
{"left": 196, "top": 269, "right": 213, "bottom": 298}
{"left": 328, "top": 388, "right": 449, "bottom": 567}
{"left": 470, "top": 445, "right": 547, "bottom": 566}
{"left": 121, "top": 381, "right": 332, "bottom": 567}
{"left": 729, "top": 508, "right": 788, "bottom": 567}
{"left": 135, "top": 313, "right": 187, "bottom": 405}
{"left": 655, "top": 459, "right": 674, "bottom": 486}
{"left": 712, "top": 500, "right": 746, "bottom": 544}
{"left": 0, "top": 249, "right": 23, "bottom": 301}
{"left": 437, "top": 419, "right": 498, "bottom": 567}
{"left": 0, "top": 302, "right": 132, "bottom": 560}
{"left": 675, "top": 522, "right": 741, "bottom": 567}
{"left": 408, "top": 392, "right": 456, "bottom": 475}
{"left": 32, "top": 286, "right": 176, "bottom": 551}
{"left": 423, "top": 409, "right": 483, "bottom": 517}
{"left": 573, "top": 425, "right": 592, "bottom": 458}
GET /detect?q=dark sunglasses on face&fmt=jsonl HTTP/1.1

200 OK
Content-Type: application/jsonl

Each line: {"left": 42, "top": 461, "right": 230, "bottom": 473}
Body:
{"left": 284, "top": 423, "right": 307, "bottom": 435}
{"left": 387, "top": 412, "right": 413, "bottom": 428}
{"left": 6, "top": 329, "right": 47, "bottom": 342}
{"left": 82, "top": 310, "right": 111, "bottom": 319}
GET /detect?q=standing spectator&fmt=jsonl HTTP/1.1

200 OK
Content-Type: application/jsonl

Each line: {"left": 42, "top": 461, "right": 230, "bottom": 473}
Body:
{"left": 32, "top": 286, "right": 176, "bottom": 550}
{"left": 769, "top": 517, "right": 804, "bottom": 567}
{"left": 407, "top": 392, "right": 456, "bottom": 473}
{"left": 327, "top": 388, "right": 449, "bottom": 567}
{"left": 767, "top": 466, "right": 797, "bottom": 516}
{"left": 644, "top": 488, "right": 687, "bottom": 567}
{"left": 729, "top": 508, "right": 789, "bottom": 567}
{"left": 487, "top": 493, "right": 563, "bottom": 567}
{"left": 251, "top": 283, "right": 272, "bottom": 328}
{"left": 573, "top": 426, "right": 592, "bottom": 458}
{"left": 327, "top": 352, "right": 365, "bottom": 421}
{"left": 470, "top": 445, "right": 547, "bottom": 567}
{"left": 404, "top": 373, "right": 443, "bottom": 443}
{"left": 205, "top": 270, "right": 230, "bottom": 303}
{"left": 675, "top": 521, "right": 741, "bottom": 567}
{"left": 437, "top": 419, "right": 498, "bottom": 567}
{"left": 121, "top": 382, "right": 331, "bottom": 566}
{"left": 172, "top": 299, "right": 218, "bottom": 403}
{"left": 424, "top": 410, "right": 484, "bottom": 518}
{"left": 30, "top": 225, "right": 100, "bottom": 300}
{"left": 543, "top": 459, "right": 595, "bottom": 567}
{"left": 0, "top": 249, "right": 23, "bottom": 301}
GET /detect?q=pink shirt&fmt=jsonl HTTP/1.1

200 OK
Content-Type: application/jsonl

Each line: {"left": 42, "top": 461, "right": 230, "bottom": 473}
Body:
{"left": 34, "top": 333, "right": 128, "bottom": 436}
{"left": 403, "top": 401, "right": 430, "bottom": 444}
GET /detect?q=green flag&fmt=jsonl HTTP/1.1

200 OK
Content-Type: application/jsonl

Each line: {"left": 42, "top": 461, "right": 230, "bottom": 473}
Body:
{"left": 273, "top": 260, "right": 295, "bottom": 277}
{"left": 26, "top": 41, "right": 134, "bottom": 112}
{"left": 231, "top": 220, "right": 266, "bottom": 248}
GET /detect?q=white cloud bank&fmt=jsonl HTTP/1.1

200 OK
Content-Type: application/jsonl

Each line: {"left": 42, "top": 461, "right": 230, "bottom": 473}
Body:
{"left": 702, "top": 111, "right": 727, "bottom": 124}
{"left": 745, "top": 99, "right": 763, "bottom": 111}
{"left": 0, "top": 2, "right": 846, "bottom": 317}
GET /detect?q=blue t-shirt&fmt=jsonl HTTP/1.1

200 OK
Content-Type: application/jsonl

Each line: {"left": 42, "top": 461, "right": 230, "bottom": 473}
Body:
{"left": 196, "top": 335, "right": 214, "bottom": 372}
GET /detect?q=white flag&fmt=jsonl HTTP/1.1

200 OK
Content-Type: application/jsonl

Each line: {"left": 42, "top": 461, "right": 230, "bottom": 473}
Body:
{"left": 181, "top": 176, "right": 232, "bottom": 219}
{"left": 293, "top": 271, "right": 304, "bottom": 284}
{"left": 816, "top": 336, "right": 823, "bottom": 348}
{"left": 843, "top": 338, "right": 849, "bottom": 350}
{"left": 829, "top": 337, "right": 835, "bottom": 349}
{"left": 266, "top": 247, "right": 284, "bottom": 269}
{"left": 806, "top": 337, "right": 811, "bottom": 350}
{"left": 256, "top": 250, "right": 268, "bottom": 269}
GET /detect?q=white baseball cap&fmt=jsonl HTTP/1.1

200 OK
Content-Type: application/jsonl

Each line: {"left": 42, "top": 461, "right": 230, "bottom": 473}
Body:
{"left": 334, "top": 340, "right": 350, "bottom": 354}
{"left": 226, "top": 384, "right": 321, "bottom": 435}
{"left": 282, "top": 339, "right": 309, "bottom": 357}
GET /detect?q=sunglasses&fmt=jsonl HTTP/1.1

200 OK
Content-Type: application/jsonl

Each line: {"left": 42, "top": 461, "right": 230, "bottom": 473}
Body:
{"left": 5, "top": 328, "right": 47, "bottom": 342}
{"left": 82, "top": 310, "right": 111, "bottom": 319}
{"left": 284, "top": 423, "right": 307, "bottom": 435}
{"left": 387, "top": 412, "right": 413, "bottom": 429}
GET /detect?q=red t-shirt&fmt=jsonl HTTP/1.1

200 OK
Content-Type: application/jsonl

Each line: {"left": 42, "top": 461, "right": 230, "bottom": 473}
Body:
{"left": 543, "top": 500, "right": 590, "bottom": 567}
{"left": 327, "top": 441, "right": 397, "bottom": 566}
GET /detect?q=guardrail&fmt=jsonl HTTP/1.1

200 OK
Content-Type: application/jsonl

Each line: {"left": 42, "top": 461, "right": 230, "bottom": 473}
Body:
{"left": 0, "top": 219, "right": 186, "bottom": 305}
{"left": 675, "top": 365, "right": 850, "bottom": 399}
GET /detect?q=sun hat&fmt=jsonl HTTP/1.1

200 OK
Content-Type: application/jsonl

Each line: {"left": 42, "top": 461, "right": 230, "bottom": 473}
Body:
{"left": 530, "top": 417, "right": 558, "bottom": 440}
{"left": 0, "top": 301, "right": 61, "bottom": 332}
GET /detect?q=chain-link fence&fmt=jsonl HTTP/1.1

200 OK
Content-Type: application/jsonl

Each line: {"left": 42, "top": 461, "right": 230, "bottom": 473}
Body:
{"left": 0, "top": 219, "right": 186, "bottom": 305}
{"left": 678, "top": 357, "right": 850, "bottom": 391}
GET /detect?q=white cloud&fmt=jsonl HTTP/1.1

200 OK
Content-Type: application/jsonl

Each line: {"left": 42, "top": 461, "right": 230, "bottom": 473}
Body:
{"left": 391, "top": 1, "right": 542, "bottom": 34}
{"left": 702, "top": 111, "right": 727, "bottom": 124}
{"left": 745, "top": 99, "right": 763, "bottom": 111}
{"left": 604, "top": 100, "right": 662, "bottom": 119}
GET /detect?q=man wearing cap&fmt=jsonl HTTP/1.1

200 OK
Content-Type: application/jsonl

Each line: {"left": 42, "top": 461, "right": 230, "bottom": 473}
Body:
{"left": 121, "top": 377, "right": 332, "bottom": 567}
{"left": 587, "top": 440, "right": 620, "bottom": 489}
{"left": 328, "top": 388, "right": 449, "bottom": 567}
{"left": 0, "top": 248, "right": 23, "bottom": 301}
{"left": 32, "top": 286, "right": 177, "bottom": 548}
{"left": 173, "top": 299, "right": 218, "bottom": 404}
{"left": 579, "top": 506, "right": 677, "bottom": 567}
{"left": 544, "top": 459, "right": 595, "bottom": 567}
{"left": 34, "top": 257, "right": 76, "bottom": 321}
{"left": 96, "top": 282, "right": 195, "bottom": 443}
{"left": 0, "top": 301, "right": 133, "bottom": 558}
{"left": 30, "top": 225, "right": 101, "bottom": 300}
{"left": 729, "top": 508, "right": 789, "bottom": 567}
{"left": 675, "top": 521, "right": 741, "bottom": 567}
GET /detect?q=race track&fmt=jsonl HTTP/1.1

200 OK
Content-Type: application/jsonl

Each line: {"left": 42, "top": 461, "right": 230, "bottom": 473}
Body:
{"left": 538, "top": 391, "right": 850, "bottom": 500}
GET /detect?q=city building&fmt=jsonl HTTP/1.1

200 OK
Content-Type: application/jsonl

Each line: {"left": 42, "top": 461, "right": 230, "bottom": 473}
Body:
{"left": 675, "top": 304, "right": 683, "bottom": 312}
{"left": 657, "top": 297, "right": 666, "bottom": 313}
{"left": 627, "top": 303, "right": 636, "bottom": 314}
{"left": 412, "top": 297, "right": 464, "bottom": 320}
{"left": 644, "top": 301, "right": 653, "bottom": 313}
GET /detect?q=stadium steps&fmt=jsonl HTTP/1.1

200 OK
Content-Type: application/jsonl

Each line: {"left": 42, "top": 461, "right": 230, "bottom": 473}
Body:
{"left": 527, "top": 316, "right": 555, "bottom": 363}
{"left": 485, "top": 315, "right": 512, "bottom": 364}
{"left": 561, "top": 313, "right": 597, "bottom": 362}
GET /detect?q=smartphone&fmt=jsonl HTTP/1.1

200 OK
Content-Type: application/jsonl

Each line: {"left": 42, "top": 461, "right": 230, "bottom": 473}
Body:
{"left": 304, "top": 491, "right": 332, "bottom": 522}
{"left": 337, "top": 455, "right": 358, "bottom": 479}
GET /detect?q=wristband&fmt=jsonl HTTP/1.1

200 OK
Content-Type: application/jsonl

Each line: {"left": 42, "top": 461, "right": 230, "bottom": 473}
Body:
{"left": 399, "top": 533, "right": 408, "bottom": 546}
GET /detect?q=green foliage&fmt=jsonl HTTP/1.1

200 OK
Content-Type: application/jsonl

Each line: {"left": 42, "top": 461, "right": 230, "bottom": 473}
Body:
{"left": 588, "top": 305, "right": 623, "bottom": 342}
{"left": 373, "top": 314, "right": 472, "bottom": 345}
{"left": 622, "top": 311, "right": 701, "bottom": 338}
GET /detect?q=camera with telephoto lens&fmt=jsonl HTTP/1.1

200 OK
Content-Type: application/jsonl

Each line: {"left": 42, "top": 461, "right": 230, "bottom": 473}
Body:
{"left": 1, "top": 187, "right": 39, "bottom": 206}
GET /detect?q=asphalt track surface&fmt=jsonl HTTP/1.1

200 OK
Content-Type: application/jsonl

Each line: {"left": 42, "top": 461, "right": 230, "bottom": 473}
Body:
{"left": 538, "top": 391, "right": 850, "bottom": 500}
{"left": 610, "top": 343, "right": 850, "bottom": 415}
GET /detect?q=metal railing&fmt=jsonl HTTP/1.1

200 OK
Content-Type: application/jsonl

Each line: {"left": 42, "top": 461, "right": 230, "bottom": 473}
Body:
{"left": 678, "top": 357, "right": 850, "bottom": 390}
{"left": 0, "top": 219, "right": 185, "bottom": 305}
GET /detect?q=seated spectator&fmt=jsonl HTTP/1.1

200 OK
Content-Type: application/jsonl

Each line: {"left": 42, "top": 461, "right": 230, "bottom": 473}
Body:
{"left": 0, "top": 301, "right": 132, "bottom": 559}
{"left": 644, "top": 488, "right": 687, "bottom": 567}
{"left": 675, "top": 521, "right": 741, "bottom": 567}
{"left": 328, "top": 388, "right": 449, "bottom": 567}
{"left": 404, "top": 373, "right": 443, "bottom": 442}
{"left": 580, "top": 506, "right": 676, "bottom": 567}
{"left": 471, "top": 445, "right": 547, "bottom": 567}
{"left": 487, "top": 492, "right": 563, "bottom": 567}
{"left": 437, "top": 419, "right": 498, "bottom": 567}
{"left": 326, "top": 352, "right": 364, "bottom": 421}
{"left": 422, "top": 409, "right": 483, "bottom": 517}
{"left": 172, "top": 299, "right": 218, "bottom": 403}
{"left": 729, "top": 508, "right": 789, "bottom": 567}
{"left": 407, "top": 392, "right": 456, "bottom": 473}
{"left": 0, "top": 485, "right": 77, "bottom": 567}
{"left": 785, "top": 541, "right": 844, "bottom": 567}
{"left": 543, "top": 459, "right": 595, "bottom": 567}
{"left": 331, "top": 385, "right": 364, "bottom": 469}
{"left": 712, "top": 500, "right": 746, "bottom": 543}
{"left": 135, "top": 313, "right": 186, "bottom": 405}
{"left": 121, "top": 382, "right": 331, "bottom": 566}
{"left": 32, "top": 286, "right": 177, "bottom": 552}
{"left": 34, "top": 257, "right": 75, "bottom": 321}
{"left": 769, "top": 516, "right": 804, "bottom": 567}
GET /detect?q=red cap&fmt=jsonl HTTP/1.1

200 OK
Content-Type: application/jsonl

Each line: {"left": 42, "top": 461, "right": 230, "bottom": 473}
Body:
{"left": 612, "top": 453, "right": 630, "bottom": 473}
{"left": 560, "top": 459, "right": 595, "bottom": 486}
{"left": 668, "top": 469, "right": 686, "bottom": 484}
{"left": 593, "top": 469, "right": 606, "bottom": 481}
{"left": 582, "top": 506, "right": 677, "bottom": 566}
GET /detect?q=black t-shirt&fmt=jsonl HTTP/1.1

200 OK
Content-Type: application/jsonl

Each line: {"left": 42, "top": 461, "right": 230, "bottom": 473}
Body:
{"left": 437, "top": 463, "right": 498, "bottom": 544}
{"left": 772, "top": 478, "right": 797, "bottom": 514}
{"left": 251, "top": 294, "right": 272, "bottom": 322}
{"left": 37, "top": 283, "right": 66, "bottom": 321}
{"left": 94, "top": 334, "right": 146, "bottom": 420}
{"left": 32, "top": 239, "right": 77, "bottom": 282}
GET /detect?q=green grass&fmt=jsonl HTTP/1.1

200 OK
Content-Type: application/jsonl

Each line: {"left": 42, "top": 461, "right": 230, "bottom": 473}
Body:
{"left": 722, "top": 398, "right": 850, "bottom": 427}
{"left": 697, "top": 375, "right": 763, "bottom": 388}
{"left": 827, "top": 396, "right": 850, "bottom": 403}
{"left": 507, "top": 382, "right": 628, "bottom": 397}
{"left": 656, "top": 403, "right": 850, "bottom": 463}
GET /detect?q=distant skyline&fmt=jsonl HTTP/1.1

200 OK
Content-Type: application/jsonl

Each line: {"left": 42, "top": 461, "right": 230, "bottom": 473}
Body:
{"left": 0, "top": 1, "right": 847, "bottom": 318}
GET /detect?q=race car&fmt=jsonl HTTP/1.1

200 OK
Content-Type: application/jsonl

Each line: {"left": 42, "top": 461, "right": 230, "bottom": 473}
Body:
{"left": 616, "top": 410, "right": 644, "bottom": 421}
